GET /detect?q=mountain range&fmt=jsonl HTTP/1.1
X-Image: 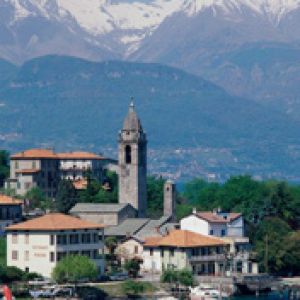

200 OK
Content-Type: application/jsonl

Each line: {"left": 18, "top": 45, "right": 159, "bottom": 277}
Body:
{"left": 1, "top": 1, "right": 300, "bottom": 180}
{"left": 1, "top": 0, "right": 300, "bottom": 119}
{"left": 0, "top": 55, "right": 300, "bottom": 181}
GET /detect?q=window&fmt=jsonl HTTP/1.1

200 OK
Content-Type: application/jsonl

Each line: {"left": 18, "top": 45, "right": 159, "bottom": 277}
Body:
{"left": 93, "top": 233, "right": 98, "bottom": 243}
{"left": 50, "top": 252, "right": 55, "bottom": 262}
{"left": 32, "top": 161, "right": 36, "bottom": 168}
{"left": 15, "top": 161, "right": 19, "bottom": 169}
{"left": 25, "top": 251, "right": 29, "bottom": 261}
{"left": 125, "top": 145, "right": 132, "bottom": 164}
{"left": 150, "top": 248, "right": 153, "bottom": 256}
{"left": 209, "top": 229, "right": 214, "bottom": 235}
{"left": 221, "top": 229, "right": 226, "bottom": 237}
{"left": 57, "top": 235, "right": 67, "bottom": 245}
{"left": 12, "top": 233, "right": 18, "bottom": 244}
{"left": 70, "top": 234, "right": 79, "bottom": 244}
{"left": 170, "top": 248, "right": 174, "bottom": 257}
{"left": 50, "top": 235, "right": 55, "bottom": 245}
{"left": 25, "top": 234, "right": 29, "bottom": 244}
{"left": 134, "top": 246, "right": 139, "bottom": 254}
{"left": 161, "top": 249, "right": 164, "bottom": 257}
{"left": 81, "top": 233, "right": 91, "bottom": 244}
{"left": 25, "top": 182, "right": 31, "bottom": 189}
{"left": 12, "top": 251, "right": 18, "bottom": 260}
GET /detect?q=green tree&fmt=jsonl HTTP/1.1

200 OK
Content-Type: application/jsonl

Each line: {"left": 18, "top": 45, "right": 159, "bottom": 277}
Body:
{"left": 160, "top": 268, "right": 178, "bottom": 284}
{"left": 0, "top": 237, "right": 6, "bottom": 266}
{"left": 255, "top": 217, "right": 291, "bottom": 274}
{"left": 25, "top": 187, "right": 48, "bottom": 210}
{"left": 178, "top": 269, "right": 194, "bottom": 287}
{"left": 105, "top": 236, "right": 118, "bottom": 256}
{"left": 56, "top": 179, "right": 78, "bottom": 213}
{"left": 147, "top": 176, "right": 165, "bottom": 218}
{"left": 282, "top": 231, "right": 300, "bottom": 275}
{"left": 124, "top": 259, "right": 141, "bottom": 278}
{"left": 0, "top": 150, "right": 9, "bottom": 188}
{"left": 52, "top": 255, "right": 98, "bottom": 283}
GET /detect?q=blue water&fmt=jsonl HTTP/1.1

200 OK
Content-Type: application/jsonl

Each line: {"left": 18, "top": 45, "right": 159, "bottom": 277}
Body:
{"left": 233, "top": 293, "right": 287, "bottom": 300}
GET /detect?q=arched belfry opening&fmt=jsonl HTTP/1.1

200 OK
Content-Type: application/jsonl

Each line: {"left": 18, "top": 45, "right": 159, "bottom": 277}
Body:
{"left": 125, "top": 145, "right": 131, "bottom": 164}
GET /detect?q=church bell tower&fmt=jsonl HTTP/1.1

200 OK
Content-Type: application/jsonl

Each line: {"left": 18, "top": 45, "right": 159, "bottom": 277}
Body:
{"left": 118, "top": 102, "right": 147, "bottom": 217}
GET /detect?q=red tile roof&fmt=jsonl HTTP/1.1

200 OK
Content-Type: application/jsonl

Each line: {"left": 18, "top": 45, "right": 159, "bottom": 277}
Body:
{"left": 6, "top": 213, "right": 104, "bottom": 231}
{"left": 15, "top": 169, "right": 40, "bottom": 174}
{"left": 0, "top": 195, "right": 23, "bottom": 205}
{"left": 73, "top": 179, "right": 88, "bottom": 190}
{"left": 56, "top": 151, "right": 104, "bottom": 160}
{"left": 144, "top": 230, "right": 226, "bottom": 248}
{"left": 196, "top": 212, "right": 241, "bottom": 224}
{"left": 11, "top": 149, "right": 56, "bottom": 159}
{"left": 11, "top": 149, "right": 104, "bottom": 160}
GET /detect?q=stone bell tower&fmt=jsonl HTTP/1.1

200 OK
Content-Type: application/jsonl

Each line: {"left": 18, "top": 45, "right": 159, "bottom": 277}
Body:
{"left": 118, "top": 102, "right": 147, "bottom": 217}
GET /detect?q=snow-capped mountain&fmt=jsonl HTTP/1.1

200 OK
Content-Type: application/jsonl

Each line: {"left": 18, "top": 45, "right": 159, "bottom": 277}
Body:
{"left": 1, "top": 0, "right": 300, "bottom": 63}
{"left": 1, "top": 0, "right": 300, "bottom": 120}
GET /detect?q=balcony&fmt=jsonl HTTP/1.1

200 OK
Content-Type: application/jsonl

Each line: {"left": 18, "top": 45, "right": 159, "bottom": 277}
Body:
{"left": 190, "top": 254, "right": 225, "bottom": 262}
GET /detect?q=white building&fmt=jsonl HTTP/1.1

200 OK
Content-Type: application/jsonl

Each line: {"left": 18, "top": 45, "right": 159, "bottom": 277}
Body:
{"left": 57, "top": 151, "right": 105, "bottom": 181}
{"left": 180, "top": 209, "right": 244, "bottom": 237}
{"left": 6, "top": 213, "right": 105, "bottom": 278}
{"left": 180, "top": 210, "right": 258, "bottom": 274}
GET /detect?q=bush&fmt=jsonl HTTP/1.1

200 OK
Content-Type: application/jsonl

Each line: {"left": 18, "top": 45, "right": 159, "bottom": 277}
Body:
{"left": 122, "top": 280, "right": 146, "bottom": 296}
{"left": 52, "top": 255, "right": 98, "bottom": 283}
{"left": 0, "top": 264, "right": 42, "bottom": 284}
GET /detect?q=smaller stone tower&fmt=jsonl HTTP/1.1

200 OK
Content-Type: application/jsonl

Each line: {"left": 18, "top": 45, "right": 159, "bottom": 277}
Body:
{"left": 164, "top": 180, "right": 176, "bottom": 220}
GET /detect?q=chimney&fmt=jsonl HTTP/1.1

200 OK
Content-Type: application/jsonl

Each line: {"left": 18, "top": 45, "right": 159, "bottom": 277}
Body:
{"left": 163, "top": 180, "right": 176, "bottom": 221}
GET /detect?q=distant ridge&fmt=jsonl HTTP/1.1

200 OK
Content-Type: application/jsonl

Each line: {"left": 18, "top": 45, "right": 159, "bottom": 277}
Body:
{"left": 0, "top": 55, "right": 299, "bottom": 180}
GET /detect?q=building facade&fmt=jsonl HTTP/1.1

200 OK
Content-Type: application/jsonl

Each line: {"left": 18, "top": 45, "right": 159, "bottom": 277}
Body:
{"left": 180, "top": 210, "right": 257, "bottom": 274}
{"left": 6, "top": 213, "right": 105, "bottom": 278}
{"left": 118, "top": 103, "right": 147, "bottom": 217}
{"left": 0, "top": 195, "right": 23, "bottom": 235}
{"left": 143, "top": 229, "right": 257, "bottom": 276}
{"left": 6, "top": 149, "right": 108, "bottom": 198}
{"left": 143, "top": 230, "right": 230, "bottom": 275}
{"left": 180, "top": 210, "right": 244, "bottom": 238}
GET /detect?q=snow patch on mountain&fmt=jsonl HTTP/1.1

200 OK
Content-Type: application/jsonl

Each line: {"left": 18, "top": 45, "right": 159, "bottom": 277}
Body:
{"left": 182, "top": 0, "right": 300, "bottom": 24}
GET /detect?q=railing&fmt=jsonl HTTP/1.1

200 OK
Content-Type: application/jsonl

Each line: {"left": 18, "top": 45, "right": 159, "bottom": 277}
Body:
{"left": 190, "top": 252, "right": 251, "bottom": 262}
{"left": 190, "top": 254, "right": 225, "bottom": 262}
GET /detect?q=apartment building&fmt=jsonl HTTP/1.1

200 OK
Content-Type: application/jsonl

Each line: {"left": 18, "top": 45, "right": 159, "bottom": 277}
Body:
{"left": 0, "top": 194, "right": 23, "bottom": 235}
{"left": 6, "top": 213, "right": 105, "bottom": 278}
{"left": 6, "top": 149, "right": 109, "bottom": 198}
{"left": 143, "top": 229, "right": 257, "bottom": 275}
{"left": 143, "top": 229, "right": 229, "bottom": 275}
{"left": 180, "top": 210, "right": 257, "bottom": 274}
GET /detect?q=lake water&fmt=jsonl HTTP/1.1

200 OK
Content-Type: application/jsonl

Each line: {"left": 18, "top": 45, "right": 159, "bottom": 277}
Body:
{"left": 232, "top": 293, "right": 287, "bottom": 300}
